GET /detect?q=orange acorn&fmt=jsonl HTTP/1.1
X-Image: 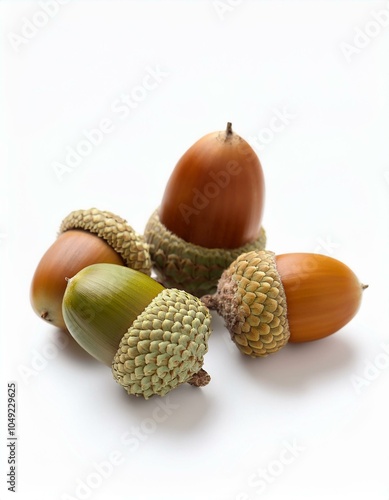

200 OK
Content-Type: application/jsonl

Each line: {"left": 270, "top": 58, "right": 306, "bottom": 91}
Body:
{"left": 202, "top": 250, "right": 366, "bottom": 356}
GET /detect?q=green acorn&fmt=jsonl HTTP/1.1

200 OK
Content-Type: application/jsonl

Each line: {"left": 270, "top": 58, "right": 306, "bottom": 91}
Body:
{"left": 62, "top": 263, "right": 212, "bottom": 399}
{"left": 144, "top": 123, "right": 266, "bottom": 297}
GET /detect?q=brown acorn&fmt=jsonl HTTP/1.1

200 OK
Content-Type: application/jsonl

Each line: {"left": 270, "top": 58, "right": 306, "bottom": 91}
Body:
{"left": 145, "top": 123, "right": 266, "bottom": 296}
{"left": 30, "top": 208, "right": 151, "bottom": 330}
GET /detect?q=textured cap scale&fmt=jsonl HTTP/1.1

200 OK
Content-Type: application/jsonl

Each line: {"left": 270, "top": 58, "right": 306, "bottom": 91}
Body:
{"left": 145, "top": 209, "right": 266, "bottom": 297}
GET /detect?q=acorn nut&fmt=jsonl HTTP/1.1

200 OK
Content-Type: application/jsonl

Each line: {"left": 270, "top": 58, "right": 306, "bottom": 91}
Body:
{"left": 30, "top": 208, "right": 151, "bottom": 330}
{"left": 202, "top": 250, "right": 366, "bottom": 357}
{"left": 145, "top": 123, "right": 266, "bottom": 297}
{"left": 62, "top": 263, "right": 212, "bottom": 399}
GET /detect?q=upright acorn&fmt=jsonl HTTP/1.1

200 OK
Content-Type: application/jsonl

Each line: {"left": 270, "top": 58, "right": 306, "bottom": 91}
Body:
{"left": 145, "top": 123, "right": 266, "bottom": 297}
{"left": 202, "top": 250, "right": 366, "bottom": 357}
{"left": 62, "top": 263, "right": 212, "bottom": 399}
{"left": 30, "top": 208, "right": 151, "bottom": 330}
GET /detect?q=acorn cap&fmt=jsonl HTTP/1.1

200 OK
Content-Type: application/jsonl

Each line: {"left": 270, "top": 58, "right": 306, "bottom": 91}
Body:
{"left": 144, "top": 209, "right": 266, "bottom": 297}
{"left": 60, "top": 208, "right": 151, "bottom": 275}
{"left": 203, "top": 250, "right": 290, "bottom": 357}
{"left": 112, "top": 288, "right": 212, "bottom": 399}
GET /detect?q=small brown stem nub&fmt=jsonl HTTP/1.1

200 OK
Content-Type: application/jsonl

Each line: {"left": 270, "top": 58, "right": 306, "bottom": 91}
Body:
{"left": 40, "top": 311, "right": 52, "bottom": 322}
{"left": 187, "top": 368, "right": 211, "bottom": 387}
{"left": 226, "top": 122, "right": 233, "bottom": 135}
{"left": 362, "top": 284, "right": 369, "bottom": 290}
{"left": 200, "top": 294, "right": 218, "bottom": 310}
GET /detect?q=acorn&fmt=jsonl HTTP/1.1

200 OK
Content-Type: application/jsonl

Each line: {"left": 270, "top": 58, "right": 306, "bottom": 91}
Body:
{"left": 202, "top": 250, "right": 367, "bottom": 357}
{"left": 144, "top": 122, "right": 266, "bottom": 297}
{"left": 30, "top": 208, "right": 151, "bottom": 330}
{"left": 62, "top": 263, "right": 212, "bottom": 399}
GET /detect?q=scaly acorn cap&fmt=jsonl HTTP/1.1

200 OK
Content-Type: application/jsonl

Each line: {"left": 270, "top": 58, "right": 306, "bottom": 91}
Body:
{"left": 144, "top": 209, "right": 267, "bottom": 297}
{"left": 112, "top": 288, "right": 212, "bottom": 399}
{"left": 60, "top": 208, "right": 151, "bottom": 275}
{"left": 202, "top": 250, "right": 290, "bottom": 357}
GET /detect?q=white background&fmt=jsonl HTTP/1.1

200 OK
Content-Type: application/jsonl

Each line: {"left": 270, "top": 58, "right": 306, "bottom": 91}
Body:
{"left": 1, "top": 1, "right": 389, "bottom": 499}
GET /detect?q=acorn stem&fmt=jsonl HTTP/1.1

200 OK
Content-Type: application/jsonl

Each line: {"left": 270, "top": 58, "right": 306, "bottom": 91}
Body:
{"left": 187, "top": 368, "right": 211, "bottom": 387}
{"left": 200, "top": 294, "right": 218, "bottom": 310}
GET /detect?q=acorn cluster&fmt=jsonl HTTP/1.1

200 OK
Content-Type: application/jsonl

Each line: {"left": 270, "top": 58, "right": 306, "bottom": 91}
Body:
{"left": 30, "top": 123, "right": 366, "bottom": 400}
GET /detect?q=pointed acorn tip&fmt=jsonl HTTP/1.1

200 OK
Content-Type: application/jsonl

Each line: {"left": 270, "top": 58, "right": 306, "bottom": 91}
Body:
{"left": 41, "top": 311, "right": 50, "bottom": 321}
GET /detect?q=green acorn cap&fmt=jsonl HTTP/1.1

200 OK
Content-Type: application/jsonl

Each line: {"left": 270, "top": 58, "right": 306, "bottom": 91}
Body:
{"left": 144, "top": 209, "right": 266, "bottom": 297}
{"left": 60, "top": 207, "right": 151, "bottom": 275}
{"left": 112, "top": 288, "right": 211, "bottom": 399}
{"left": 202, "top": 250, "right": 290, "bottom": 357}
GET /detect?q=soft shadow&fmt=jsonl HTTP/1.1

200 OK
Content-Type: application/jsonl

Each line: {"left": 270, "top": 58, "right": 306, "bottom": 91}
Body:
{"left": 237, "top": 329, "right": 359, "bottom": 395}
{"left": 50, "top": 323, "right": 214, "bottom": 433}
{"left": 112, "top": 376, "right": 214, "bottom": 434}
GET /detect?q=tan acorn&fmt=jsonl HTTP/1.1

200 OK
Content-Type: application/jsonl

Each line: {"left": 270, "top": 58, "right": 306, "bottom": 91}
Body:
{"left": 62, "top": 263, "right": 212, "bottom": 399}
{"left": 145, "top": 123, "right": 266, "bottom": 297}
{"left": 30, "top": 208, "right": 151, "bottom": 330}
{"left": 202, "top": 250, "right": 367, "bottom": 357}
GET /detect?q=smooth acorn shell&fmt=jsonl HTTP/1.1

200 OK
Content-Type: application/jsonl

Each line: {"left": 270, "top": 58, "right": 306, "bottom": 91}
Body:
{"left": 62, "top": 263, "right": 164, "bottom": 366}
{"left": 275, "top": 253, "right": 364, "bottom": 342}
{"left": 159, "top": 124, "right": 265, "bottom": 249}
{"left": 30, "top": 230, "right": 124, "bottom": 330}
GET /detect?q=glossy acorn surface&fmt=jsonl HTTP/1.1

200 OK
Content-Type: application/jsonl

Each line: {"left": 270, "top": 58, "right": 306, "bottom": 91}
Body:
{"left": 62, "top": 263, "right": 164, "bottom": 366}
{"left": 159, "top": 123, "right": 265, "bottom": 249}
{"left": 275, "top": 253, "right": 364, "bottom": 342}
{"left": 30, "top": 230, "right": 124, "bottom": 330}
